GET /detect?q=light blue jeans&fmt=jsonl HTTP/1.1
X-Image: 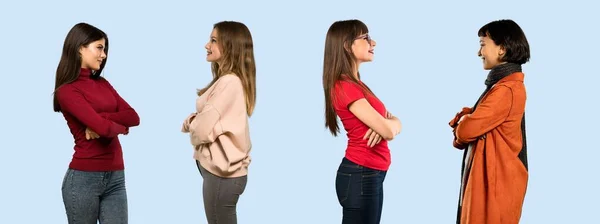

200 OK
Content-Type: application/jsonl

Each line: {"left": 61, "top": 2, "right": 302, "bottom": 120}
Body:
{"left": 61, "top": 169, "right": 128, "bottom": 224}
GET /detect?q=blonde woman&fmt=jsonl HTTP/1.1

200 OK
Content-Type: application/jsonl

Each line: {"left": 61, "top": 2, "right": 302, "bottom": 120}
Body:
{"left": 182, "top": 21, "right": 256, "bottom": 224}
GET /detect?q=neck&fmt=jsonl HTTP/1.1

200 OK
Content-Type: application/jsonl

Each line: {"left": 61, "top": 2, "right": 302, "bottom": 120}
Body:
{"left": 352, "top": 63, "right": 360, "bottom": 79}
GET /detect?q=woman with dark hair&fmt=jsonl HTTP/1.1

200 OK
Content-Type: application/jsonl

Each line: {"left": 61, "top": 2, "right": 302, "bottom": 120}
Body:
{"left": 322, "top": 19, "right": 402, "bottom": 224}
{"left": 181, "top": 21, "right": 256, "bottom": 224}
{"left": 449, "top": 19, "right": 530, "bottom": 224}
{"left": 53, "top": 22, "right": 140, "bottom": 224}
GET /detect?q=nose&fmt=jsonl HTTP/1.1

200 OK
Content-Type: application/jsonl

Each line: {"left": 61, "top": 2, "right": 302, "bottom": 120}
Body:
{"left": 477, "top": 47, "right": 482, "bottom": 57}
{"left": 370, "top": 39, "right": 376, "bottom": 47}
{"left": 205, "top": 42, "right": 210, "bottom": 50}
{"left": 100, "top": 51, "right": 107, "bottom": 59}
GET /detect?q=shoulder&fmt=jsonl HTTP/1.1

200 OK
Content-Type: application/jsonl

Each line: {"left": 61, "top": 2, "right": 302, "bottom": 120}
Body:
{"left": 215, "top": 74, "right": 243, "bottom": 90}
{"left": 207, "top": 74, "right": 243, "bottom": 97}
{"left": 218, "top": 74, "right": 242, "bottom": 84}
{"left": 496, "top": 81, "right": 525, "bottom": 101}
{"left": 56, "top": 82, "right": 78, "bottom": 95}
{"left": 334, "top": 80, "right": 361, "bottom": 91}
{"left": 55, "top": 82, "right": 83, "bottom": 102}
{"left": 95, "top": 76, "right": 113, "bottom": 86}
{"left": 486, "top": 84, "right": 517, "bottom": 103}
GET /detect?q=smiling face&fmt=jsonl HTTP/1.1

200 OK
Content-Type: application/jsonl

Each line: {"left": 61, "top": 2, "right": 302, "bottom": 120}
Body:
{"left": 352, "top": 33, "right": 376, "bottom": 63}
{"left": 79, "top": 38, "right": 107, "bottom": 70}
{"left": 478, "top": 35, "right": 505, "bottom": 70}
{"left": 205, "top": 28, "right": 222, "bottom": 63}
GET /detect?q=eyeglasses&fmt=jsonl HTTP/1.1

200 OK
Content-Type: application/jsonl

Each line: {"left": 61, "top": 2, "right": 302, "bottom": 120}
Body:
{"left": 355, "top": 34, "right": 372, "bottom": 46}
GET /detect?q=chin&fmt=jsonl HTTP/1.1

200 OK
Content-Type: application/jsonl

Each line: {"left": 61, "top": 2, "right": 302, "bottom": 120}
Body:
{"left": 482, "top": 63, "right": 493, "bottom": 70}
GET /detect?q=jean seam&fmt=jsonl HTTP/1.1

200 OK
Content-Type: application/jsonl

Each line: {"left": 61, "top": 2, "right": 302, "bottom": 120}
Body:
{"left": 69, "top": 170, "right": 77, "bottom": 223}
{"left": 214, "top": 175, "right": 221, "bottom": 224}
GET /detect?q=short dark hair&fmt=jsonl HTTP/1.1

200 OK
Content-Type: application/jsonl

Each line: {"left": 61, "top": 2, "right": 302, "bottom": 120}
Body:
{"left": 478, "top": 19, "right": 530, "bottom": 65}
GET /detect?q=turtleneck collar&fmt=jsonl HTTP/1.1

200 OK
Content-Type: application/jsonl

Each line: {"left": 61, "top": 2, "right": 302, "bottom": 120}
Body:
{"left": 79, "top": 68, "right": 93, "bottom": 79}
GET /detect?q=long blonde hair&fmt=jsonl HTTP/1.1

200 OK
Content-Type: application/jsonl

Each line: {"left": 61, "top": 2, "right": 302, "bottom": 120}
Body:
{"left": 198, "top": 21, "right": 257, "bottom": 116}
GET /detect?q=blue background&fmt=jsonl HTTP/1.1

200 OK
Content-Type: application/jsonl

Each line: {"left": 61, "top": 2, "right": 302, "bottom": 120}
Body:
{"left": 1, "top": 0, "right": 598, "bottom": 223}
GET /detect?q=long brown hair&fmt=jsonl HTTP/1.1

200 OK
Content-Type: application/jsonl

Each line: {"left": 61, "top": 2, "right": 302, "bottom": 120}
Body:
{"left": 197, "top": 21, "right": 256, "bottom": 116}
{"left": 53, "top": 23, "right": 109, "bottom": 112}
{"left": 323, "top": 19, "right": 372, "bottom": 136}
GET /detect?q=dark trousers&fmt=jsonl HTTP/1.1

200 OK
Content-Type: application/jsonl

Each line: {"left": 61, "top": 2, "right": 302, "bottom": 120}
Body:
{"left": 335, "top": 157, "right": 387, "bottom": 224}
{"left": 196, "top": 161, "right": 247, "bottom": 224}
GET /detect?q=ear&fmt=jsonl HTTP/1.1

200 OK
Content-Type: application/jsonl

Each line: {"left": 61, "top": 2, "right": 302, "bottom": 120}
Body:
{"left": 498, "top": 45, "right": 506, "bottom": 56}
{"left": 343, "top": 41, "right": 352, "bottom": 54}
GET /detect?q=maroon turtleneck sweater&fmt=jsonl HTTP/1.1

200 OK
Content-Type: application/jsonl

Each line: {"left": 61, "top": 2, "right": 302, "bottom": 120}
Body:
{"left": 56, "top": 68, "right": 140, "bottom": 171}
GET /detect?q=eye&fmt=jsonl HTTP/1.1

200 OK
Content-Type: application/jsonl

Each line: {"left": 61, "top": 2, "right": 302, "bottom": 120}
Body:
{"left": 211, "top": 38, "right": 217, "bottom": 43}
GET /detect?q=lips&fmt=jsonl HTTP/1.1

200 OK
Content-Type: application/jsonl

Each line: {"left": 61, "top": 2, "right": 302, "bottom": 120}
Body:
{"left": 368, "top": 49, "right": 374, "bottom": 54}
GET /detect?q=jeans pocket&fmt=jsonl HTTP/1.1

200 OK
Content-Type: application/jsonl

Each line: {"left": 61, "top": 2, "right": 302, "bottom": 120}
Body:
{"left": 233, "top": 175, "right": 248, "bottom": 194}
{"left": 335, "top": 171, "right": 351, "bottom": 204}
{"left": 361, "top": 168, "right": 382, "bottom": 196}
{"left": 362, "top": 169, "right": 380, "bottom": 178}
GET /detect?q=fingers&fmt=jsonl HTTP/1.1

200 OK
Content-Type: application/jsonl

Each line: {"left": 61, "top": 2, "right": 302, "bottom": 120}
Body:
{"left": 92, "top": 130, "right": 99, "bottom": 139}
{"left": 365, "top": 129, "right": 384, "bottom": 147}
{"left": 85, "top": 128, "right": 100, "bottom": 140}
{"left": 367, "top": 131, "right": 375, "bottom": 147}
{"left": 363, "top": 129, "right": 373, "bottom": 140}
{"left": 367, "top": 130, "right": 380, "bottom": 147}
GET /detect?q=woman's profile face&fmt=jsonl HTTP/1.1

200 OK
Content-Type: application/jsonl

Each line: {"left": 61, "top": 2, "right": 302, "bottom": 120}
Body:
{"left": 351, "top": 33, "right": 376, "bottom": 64}
{"left": 205, "top": 29, "right": 222, "bottom": 63}
{"left": 79, "top": 38, "right": 106, "bottom": 70}
{"left": 478, "top": 35, "right": 504, "bottom": 70}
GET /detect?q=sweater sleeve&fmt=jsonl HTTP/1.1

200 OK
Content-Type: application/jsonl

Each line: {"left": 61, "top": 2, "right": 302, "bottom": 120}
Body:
{"left": 57, "top": 85, "right": 128, "bottom": 137}
{"left": 97, "top": 79, "right": 140, "bottom": 127}
{"left": 456, "top": 86, "right": 513, "bottom": 143}
{"left": 188, "top": 75, "right": 242, "bottom": 145}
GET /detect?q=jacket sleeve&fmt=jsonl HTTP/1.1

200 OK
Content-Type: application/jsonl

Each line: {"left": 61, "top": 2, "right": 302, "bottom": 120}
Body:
{"left": 456, "top": 86, "right": 513, "bottom": 143}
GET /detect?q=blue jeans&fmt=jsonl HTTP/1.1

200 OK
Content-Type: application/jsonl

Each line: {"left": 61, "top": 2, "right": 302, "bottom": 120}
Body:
{"left": 335, "top": 157, "right": 387, "bottom": 224}
{"left": 61, "top": 169, "right": 128, "bottom": 224}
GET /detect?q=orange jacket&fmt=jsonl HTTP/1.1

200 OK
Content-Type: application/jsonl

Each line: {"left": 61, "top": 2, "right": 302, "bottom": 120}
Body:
{"left": 450, "top": 72, "right": 528, "bottom": 224}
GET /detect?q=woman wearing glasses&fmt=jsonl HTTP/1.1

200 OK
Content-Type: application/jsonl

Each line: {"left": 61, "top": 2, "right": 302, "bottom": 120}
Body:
{"left": 322, "top": 19, "right": 402, "bottom": 224}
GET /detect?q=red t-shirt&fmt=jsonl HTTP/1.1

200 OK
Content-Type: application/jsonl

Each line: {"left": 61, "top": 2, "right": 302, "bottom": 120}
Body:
{"left": 332, "top": 79, "right": 391, "bottom": 171}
